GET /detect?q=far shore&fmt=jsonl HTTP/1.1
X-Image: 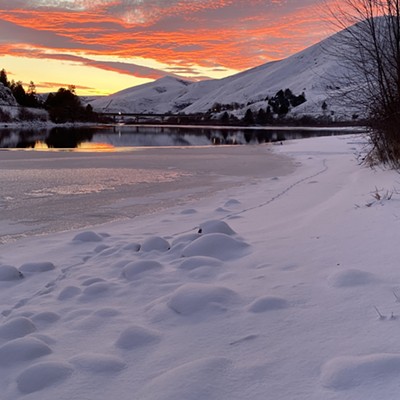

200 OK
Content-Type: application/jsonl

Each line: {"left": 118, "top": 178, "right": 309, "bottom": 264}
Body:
{"left": 0, "top": 120, "right": 368, "bottom": 132}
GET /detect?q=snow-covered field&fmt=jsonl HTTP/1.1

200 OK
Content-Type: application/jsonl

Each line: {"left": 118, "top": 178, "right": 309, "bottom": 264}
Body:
{"left": 1, "top": 135, "right": 400, "bottom": 400}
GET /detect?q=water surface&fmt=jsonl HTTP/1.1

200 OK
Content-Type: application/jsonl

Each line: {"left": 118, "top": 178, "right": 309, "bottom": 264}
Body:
{"left": 0, "top": 125, "right": 361, "bottom": 150}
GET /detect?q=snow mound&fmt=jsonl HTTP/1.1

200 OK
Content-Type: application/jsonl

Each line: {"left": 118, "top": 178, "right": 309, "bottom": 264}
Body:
{"left": 167, "top": 283, "right": 240, "bottom": 315}
{"left": 248, "top": 296, "right": 289, "bottom": 313}
{"left": 329, "top": 268, "right": 378, "bottom": 287}
{"left": 180, "top": 208, "right": 197, "bottom": 215}
{"left": 69, "top": 353, "right": 126, "bottom": 373}
{"left": 198, "top": 220, "right": 236, "bottom": 235}
{"left": 178, "top": 256, "right": 223, "bottom": 271}
{"left": 94, "top": 244, "right": 109, "bottom": 253}
{"left": 138, "top": 357, "right": 232, "bottom": 400}
{"left": 122, "top": 260, "right": 164, "bottom": 280}
{"left": 171, "top": 233, "right": 200, "bottom": 247}
{"left": 122, "top": 242, "right": 141, "bottom": 251}
{"left": 81, "top": 282, "right": 112, "bottom": 297}
{"left": 73, "top": 231, "right": 103, "bottom": 242}
{"left": 224, "top": 199, "right": 241, "bottom": 207}
{"left": 141, "top": 236, "right": 170, "bottom": 252}
{"left": 58, "top": 286, "right": 82, "bottom": 300}
{"left": 0, "top": 337, "right": 52, "bottom": 366}
{"left": 181, "top": 233, "right": 249, "bottom": 260}
{"left": 81, "top": 277, "right": 105, "bottom": 286}
{"left": 115, "top": 325, "right": 161, "bottom": 349}
{"left": 0, "top": 317, "right": 36, "bottom": 340}
{"left": 32, "top": 311, "right": 60, "bottom": 324}
{"left": 0, "top": 265, "right": 23, "bottom": 281}
{"left": 16, "top": 361, "right": 73, "bottom": 394}
{"left": 19, "top": 261, "right": 55, "bottom": 273}
{"left": 321, "top": 353, "right": 400, "bottom": 390}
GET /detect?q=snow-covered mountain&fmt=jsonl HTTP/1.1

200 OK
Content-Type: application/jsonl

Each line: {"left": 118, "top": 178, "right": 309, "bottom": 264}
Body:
{"left": 90, "top": 29, "right": 357, "bottom": 120}
{"left": 90, "top": 76, "right": 195, "bottom": 115}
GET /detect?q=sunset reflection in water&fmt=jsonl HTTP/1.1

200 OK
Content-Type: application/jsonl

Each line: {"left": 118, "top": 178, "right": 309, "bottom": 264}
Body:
{"left": 33, "top": 141, "right": 132, "bottom": 152}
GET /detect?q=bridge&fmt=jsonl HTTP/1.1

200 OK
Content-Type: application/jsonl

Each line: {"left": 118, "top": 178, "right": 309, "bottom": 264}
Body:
{"left": 99, "top": 112, "right": 201, "bottom": 124}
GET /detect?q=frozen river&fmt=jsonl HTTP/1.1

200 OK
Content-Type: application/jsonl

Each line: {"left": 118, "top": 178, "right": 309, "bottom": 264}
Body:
{"left": 0, "top": 145, "right": 294, "bottom": 244}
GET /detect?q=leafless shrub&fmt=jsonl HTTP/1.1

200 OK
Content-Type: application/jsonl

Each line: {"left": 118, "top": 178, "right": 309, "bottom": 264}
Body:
{"left": 325, "top": 0, "right": 400, "bottom": 168}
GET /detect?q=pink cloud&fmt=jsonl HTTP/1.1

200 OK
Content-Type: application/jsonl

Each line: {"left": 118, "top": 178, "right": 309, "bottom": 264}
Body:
{"left": 0, "top": 0, "right": 334, "bottom": 78}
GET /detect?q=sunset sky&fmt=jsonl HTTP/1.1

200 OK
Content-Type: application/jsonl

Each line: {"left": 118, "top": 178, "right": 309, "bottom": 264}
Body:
{"left": 0, "top": 0, "right": 334, "bottom": 96}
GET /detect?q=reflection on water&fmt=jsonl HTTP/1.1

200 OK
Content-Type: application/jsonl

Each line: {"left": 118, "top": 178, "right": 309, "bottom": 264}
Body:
{"left": 34, "top": 141, "right": 117, "bottom": 152}
{"left": 0, "top": 125, "right": 361, "bottom": 150}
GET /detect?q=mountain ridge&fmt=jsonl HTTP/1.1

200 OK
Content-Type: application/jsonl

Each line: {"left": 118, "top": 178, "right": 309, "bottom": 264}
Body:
{"left": 89, "top": 28, "right": 358, "bottom": 120}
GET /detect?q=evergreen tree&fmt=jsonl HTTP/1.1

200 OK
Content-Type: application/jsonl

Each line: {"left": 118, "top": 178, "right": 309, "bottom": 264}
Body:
{"left": 220, "top": 111, "right": 230, "bottom": 124}
{"left": 290, "top": 92, "right": 306, "bottom": 107}
{"left": 45, "top": 87, "right": 82, "bottom": 123}
{"left": 265, "top": 106, "right": 273, "bottom": 123}
{"left": 25, "top": 81, "right": 41, "bottom": 108}
{"left": 45, "top": 87, "right": 97, "bottom": 123}
{"left": 278, "top": 102, "right": 289, "bottom": 116}
{"left": 11, "top": 81, "right": 27, "bottom": 106}
{"left": 243, "top": 109, "right": 254, "bottom": 125}
{"left": 256, "top": 108, "right": 267, "bottom": 124}
{"left": 0, "top": 69, "right": 9, "bottom": 88}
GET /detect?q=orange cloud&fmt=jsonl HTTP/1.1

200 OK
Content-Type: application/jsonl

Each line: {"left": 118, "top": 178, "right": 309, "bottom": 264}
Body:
{"left": 0, "top": 0, "right": 338, "bottom": 90}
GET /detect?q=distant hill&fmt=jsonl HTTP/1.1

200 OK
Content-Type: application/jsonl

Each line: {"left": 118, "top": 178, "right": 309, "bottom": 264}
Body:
{"left": 89, "top": 28, "right": 360, "bottom": 121}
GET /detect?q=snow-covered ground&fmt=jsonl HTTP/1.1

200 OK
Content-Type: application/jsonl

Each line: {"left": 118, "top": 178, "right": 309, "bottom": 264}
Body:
{"left": 1, "top": 135, "right": 400, "bottom": 400}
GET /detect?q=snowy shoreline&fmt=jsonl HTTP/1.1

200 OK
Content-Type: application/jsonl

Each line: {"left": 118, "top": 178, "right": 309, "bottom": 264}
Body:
{"left": 2, "top": 134, "right": 400, "bottom": 400}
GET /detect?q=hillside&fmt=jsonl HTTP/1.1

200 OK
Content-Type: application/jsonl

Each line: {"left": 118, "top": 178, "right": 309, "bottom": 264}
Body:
{"left": 89, "top": 29, "right": 358, "bottom": 120}
{"left": 90, "top": 76, "right": 194, "bottom": 115}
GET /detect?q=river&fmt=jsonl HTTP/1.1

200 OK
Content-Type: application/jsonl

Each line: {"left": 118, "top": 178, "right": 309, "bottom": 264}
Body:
{"left": 0, "top": 124, "right": 363, "bottom": 150}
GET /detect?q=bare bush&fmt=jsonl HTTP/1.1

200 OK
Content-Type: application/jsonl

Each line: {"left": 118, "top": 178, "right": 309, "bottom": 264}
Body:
{"left": 326, "top": 0, "right": 400, "bottom": 167}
